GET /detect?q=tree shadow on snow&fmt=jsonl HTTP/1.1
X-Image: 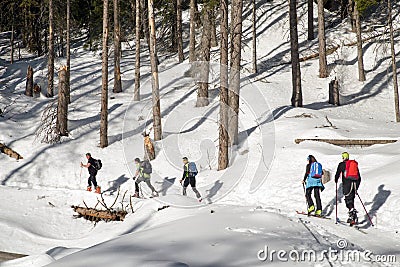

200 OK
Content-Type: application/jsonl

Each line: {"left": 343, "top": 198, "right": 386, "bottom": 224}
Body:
{"left": 155, "top": 177, "right": 177, "bottom": 196}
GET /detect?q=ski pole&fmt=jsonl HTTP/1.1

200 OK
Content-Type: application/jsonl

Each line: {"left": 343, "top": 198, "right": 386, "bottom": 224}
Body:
{"left": 302, "top": 182, "right": 308, "bottom": 211}
{"left": 335, "top": 182, "right": 338, "bottom": 224}
{"left": 356, "top": 192, "right": 374, "bottom": 227}
{"left": 79, "top": 166, "right": 83, "bottom": 185}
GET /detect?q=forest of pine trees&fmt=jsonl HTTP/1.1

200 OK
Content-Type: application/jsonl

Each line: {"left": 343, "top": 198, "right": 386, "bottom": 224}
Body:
{"left": 0, "top": 0, "right": 399, "bottom": 167}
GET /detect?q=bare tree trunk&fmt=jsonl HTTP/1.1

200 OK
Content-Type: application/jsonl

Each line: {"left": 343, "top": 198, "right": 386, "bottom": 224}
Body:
{"left": 177, "top": 0, "right": 184, "bottom": 62}
{"left": 329, "top": 78, "right": 340, "bottom": 105}
{"left": 196, "top": 7, "right": 212, "bottom": 107}
{"left": 66, "top": 0, "right": 71, "bottom": 104}
{"left": 210, "top": 9, "right": 217, "bottom": 47}
{"left": 318, "top": 0, "right": 328, "bottom": 78}
{"left": 171, "top": 0, "right": 177, "bottom": 52}
{"left": 10, "top": 24, "right": 14, "bottom": 64}
{"left": 252, "top": 0, "right": 257, "bottom": 73}
{"left": 60, "top": 27, "right": 64, "bottom": 57}
{"left": 355, "top": 3, "right": 365, "bottom": 82}
{"left": 57, "top": 66, "right": 68, "bottom": 136}
{"left": 228, "top": 0, "right": 243, "bottom": 146}
{"left": 289, "top": 0, "right": 302, "bottom": 107}
{"left": 134, "top": 0, "right": 141, "bottom": 101}
{"left": 25, "top": 66, "right": 34, "bottom": 97}
{"left": 348, "top": 0, "right": 356, "bottom": 32}
{"left": 47, "top": 0, "right": 55, "bottom": 97}
{"left": 218, "top": 0, "right": 229, "bottom": 170}
{"left": 100, "top": 0, "right": 109, "bottom": 148}
{"left": 307, "top": 0, "right": 314, "bottom": 40}
{"left": 189, "top": 0, "right": 196, "bottom": 62}
{"left": 388, "top": 0, "right": 399, "bottom": 122}
{"left": 113, "top": 0, "right": 122, "bottom": 93}
{"left": 148, "top": 0, "right": 162, "bottom": 141}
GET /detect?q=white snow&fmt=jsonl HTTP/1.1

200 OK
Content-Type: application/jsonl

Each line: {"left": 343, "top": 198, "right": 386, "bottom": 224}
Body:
{"left": 1, "top": 0, "right": 400, "bottom": 266}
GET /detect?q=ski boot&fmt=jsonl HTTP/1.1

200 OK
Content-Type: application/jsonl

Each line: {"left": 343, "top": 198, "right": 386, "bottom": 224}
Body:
{"left": 95, "top": 186, "right": 101, "bottom": 194}
{"left": 348, "top": 208, "right": 358, "bottom": 226}
{"left": 87, "top": 186, "right": 92, "bottom": 192}
{"left": 152, "top": 191, "right": 159, "bottom": 197}
{"left": 307, "top": 205, "right": 315, "bottom": 215}
{"left": 315, "top": 210, "right": 322, "bottom": 217}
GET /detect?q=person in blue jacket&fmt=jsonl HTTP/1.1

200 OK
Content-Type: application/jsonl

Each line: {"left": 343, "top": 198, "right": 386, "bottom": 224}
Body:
{"left": 303, "top": 155, "right": 324, "bottom": 216}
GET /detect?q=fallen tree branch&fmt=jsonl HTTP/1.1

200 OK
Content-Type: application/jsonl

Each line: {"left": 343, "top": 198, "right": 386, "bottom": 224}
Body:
{"left": 295, "top": 139, "right": 397, "bottom": 147}
{"left": 0, "top": 143, "right": 23, "bottom": 160}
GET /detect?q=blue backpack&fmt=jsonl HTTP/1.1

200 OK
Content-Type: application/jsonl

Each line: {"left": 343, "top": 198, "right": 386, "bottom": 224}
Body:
{"left": 188, "top": 162, "right": 198, "bottom": 176}
{"left": 310, "top": 162, "right": 323, "bottom": 178}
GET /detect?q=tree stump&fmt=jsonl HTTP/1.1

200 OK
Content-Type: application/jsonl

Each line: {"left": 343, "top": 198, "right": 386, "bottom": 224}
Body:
{"left": 328, "top": 78, "right": 340, "bottom": 106}
{"left": 25, "top": 66, "right": 33, "bottom": 97}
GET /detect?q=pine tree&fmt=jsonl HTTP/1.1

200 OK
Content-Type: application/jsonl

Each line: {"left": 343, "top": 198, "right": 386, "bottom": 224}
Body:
{"left": 47, "top": 0, "right": 55, "bottom": 97}
{"left": 388, "top": 0, "right": 399, "bottom": 122}
{"left": 318, "top": 0, "right": 328, "bottom": 78}
{"left": 113, "top": 0, "right": 122, "bottom": 93}
{"left": 100, "top": 0, "right": 109, "bottom": 148}
{"left": 289, "top": 0, "right": 302, "bottom": 107}
{"left": 134, "top": 0, "right": 141, "bottom": 101}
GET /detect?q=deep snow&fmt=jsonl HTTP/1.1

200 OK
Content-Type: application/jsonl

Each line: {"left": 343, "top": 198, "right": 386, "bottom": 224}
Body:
{"left": 1, "top": 0, "right": 400, "bottom": 266}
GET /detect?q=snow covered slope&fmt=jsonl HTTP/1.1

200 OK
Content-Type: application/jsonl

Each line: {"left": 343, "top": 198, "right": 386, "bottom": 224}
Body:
{"left": 1, "top": 0, "right": 400, "bottom": 266}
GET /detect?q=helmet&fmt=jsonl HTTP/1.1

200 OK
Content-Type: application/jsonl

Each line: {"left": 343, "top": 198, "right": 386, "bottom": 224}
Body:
{"left": 342, "top": 152, "right": 349, "bottom": 160}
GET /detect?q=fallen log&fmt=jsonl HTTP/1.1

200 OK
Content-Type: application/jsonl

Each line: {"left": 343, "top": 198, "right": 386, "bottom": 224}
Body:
{"left": 71, "top": 205, "right": 127, "bottom": 222}
{"left": 0, "top": 143, "right": 23, "bottom": 160}
{"left": 295, "top": 139, "right": 397, "bottom": 147}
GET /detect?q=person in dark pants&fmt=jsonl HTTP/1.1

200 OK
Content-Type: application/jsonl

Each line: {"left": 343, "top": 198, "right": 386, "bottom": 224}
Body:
{"left": 133, "top": 158, "right": 158, "bottom": 197}
{"left": 80, "top": 153, "right": 101, "bottom": 194}
{"left": 335, "top": 152, "right": 361, "bottom": 224}
{"left": 303, "top": 155, "right": 324, "bottom": 216}
{"left": 179, "top": 157, "right": 202, "bottom": 202}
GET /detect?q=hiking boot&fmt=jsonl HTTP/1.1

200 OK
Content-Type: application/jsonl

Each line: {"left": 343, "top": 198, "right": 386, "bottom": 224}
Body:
{"left": 133, "top": 192, "right": 140, "bottom": 198}
{"left": 307, "top": 205, "right": 315, "bottom": 214}
{"left": 87, "top": 186, "right": 92, "bottom": 192}
{"left": 95, "top": 186, "right": 101, "bottom": 194}
{"left": 315, "top": 210, "right": 322, "bottom": 217}
{"left": 198, "top": 198, "right": 203, "bottom": 203}
{"left": 347, "top": 208, "right": 358, "bottom": 224}
{"left": 152, "top": 191, "right": 159, "bottom": 197}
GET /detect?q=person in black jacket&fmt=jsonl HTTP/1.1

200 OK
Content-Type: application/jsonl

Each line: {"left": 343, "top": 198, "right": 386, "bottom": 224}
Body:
{"left": 335, "top": 152, "right": 361, "bottom": 223}
{"left": 80, "top": 153, "right": 100, "bottom": 193}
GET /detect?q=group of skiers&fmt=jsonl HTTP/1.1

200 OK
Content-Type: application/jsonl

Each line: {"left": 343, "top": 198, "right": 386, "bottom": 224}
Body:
{"left": 80, "top": 154, "right": 202, "bottom": 202}
{"left": 303, "top": 152, "right": 361, "bottom": 225}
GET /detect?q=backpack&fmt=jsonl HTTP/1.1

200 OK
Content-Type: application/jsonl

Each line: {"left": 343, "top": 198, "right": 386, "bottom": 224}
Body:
{"left": 141, "top": 160, "right": 152, "bottom": 174}
{"left": 344, "top": 160, "right": 359, "bottom": 180}
{"left": 310, "top": 162, "right": 323, "bottom": 178}
{"left": 188, "top": 162, "right": 198, "bottom": 175}
{"left": 93, "top": 159, "right": 102, "bottom": 171}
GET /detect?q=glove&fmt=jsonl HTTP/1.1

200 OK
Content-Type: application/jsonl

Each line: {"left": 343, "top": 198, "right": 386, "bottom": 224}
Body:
{"left": 132, "top": 176, "right": 136, "bottom": 181}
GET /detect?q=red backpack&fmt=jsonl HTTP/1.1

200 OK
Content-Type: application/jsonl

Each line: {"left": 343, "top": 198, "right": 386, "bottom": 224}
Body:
{"left": 344, "top": 160, "right": 359, "bottom": 180}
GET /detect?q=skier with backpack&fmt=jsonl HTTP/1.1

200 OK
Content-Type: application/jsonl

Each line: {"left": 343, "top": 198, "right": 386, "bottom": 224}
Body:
{"left": 133, "top": 158, "right": 158, "bottom": 198}
{"left": 80, "top": 153, "right": 102, "bottom": 194}
{"left": 335, "top": 152, "right": 361, "bottom": 225}
{"left": 179, "top": 157, "right": 202, "bottom": 202}
{"left": 302, "top": 155, "right": 324, "bottom": 216}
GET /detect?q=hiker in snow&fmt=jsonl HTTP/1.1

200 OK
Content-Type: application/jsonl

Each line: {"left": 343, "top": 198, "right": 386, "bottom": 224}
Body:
{"left": 180, "top": 157, "right": 202, "bottom": 202}
{"left": 133, "top": 158, "right": 158, "bottom": 197}
{"left": 80, "top": 153, "right": 101, "bottom": 194}
{"left": 335, "top": 152, "right": 361, "bottom": 225}
{"left": 303, "top": 155, "right": 324, "bottom": 216}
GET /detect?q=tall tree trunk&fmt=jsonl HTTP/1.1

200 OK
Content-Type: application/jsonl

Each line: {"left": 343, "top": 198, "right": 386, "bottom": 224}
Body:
{"left": 252, "top": 0, "right": 257, "bottom": 73}
{"left": 289, "top": 0, "right": 302, "bottom": 107}
{"left": 47, "top": 0, "right": 55, "bottom": 97}
{"left": 10, "top": 24, "right": 14, "bottom": 64}
{"left": 113, "top": 0, "right": 122, "bottom": 93}
{"left": 148, "top": 0, "right": 162, "bottom": 141}
{"left": 355, "top": 3, "right": 365, "bottom": 82}
{"left": 189, "top": 0, "right": 196, "bottom": 62}
{"left": 228, "top": 0, "right": 243, "bottom": 146}
{"left": 307, "top": 0, "right": 314, "bottom": 40}
{"left": 141, "top": 0, "right": 151, "bottom": 49}
{"left": 388, "top": 0, "right": 399, "bottom": 122}
{"left": 57, "top": 66, "right": 68, "bottom": 136}
{"left": 348, "top": 0, "right": 356, "bottom": 32}
{"left": 196, "top": 6, "right": 212, "bottom": 107}
{"left": 218, "top": 0, "right": 229, "bottom": 170}
{"left": 210, "top": 9, "right": 217, "bottom": 47}
{"left": 25, "top": 66, "right": 34, "bottom": 97}
{"left": 318, "top": 0, "right": 328, "bottom": 78}
{"left": 171, "top": 1, "right": 177, "bottom": 52}
{"left": 177, "top": 0, "right": 184, "bottom": 62}
{"left": 60, "top": 27, "right": 64, "bottom": 57}
{"left": 66, "top": 0, "right": 71, "bottom": 104}
{"left": 134, "top": 0, "right": 141, "bottom": 101}
{"left": 100, "top": 0, "right": 109, "bottom": 148}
